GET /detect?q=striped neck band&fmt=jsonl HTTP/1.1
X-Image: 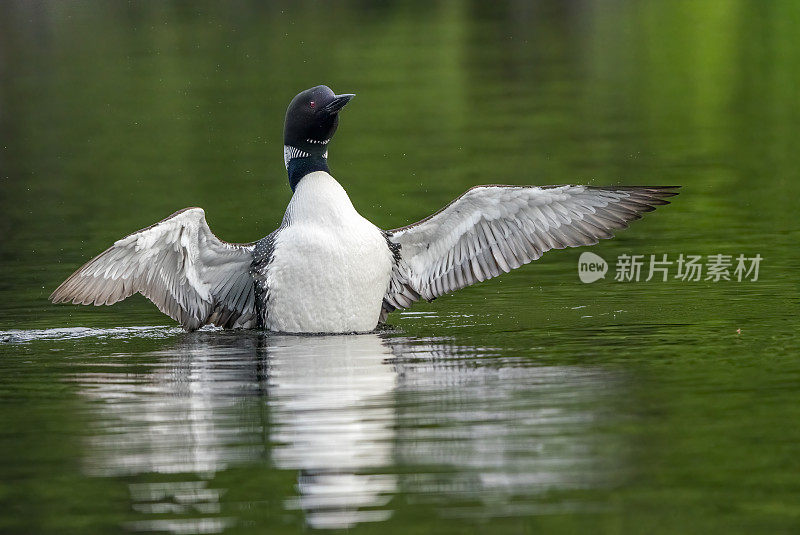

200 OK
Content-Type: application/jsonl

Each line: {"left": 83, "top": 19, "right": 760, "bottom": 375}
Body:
{"left": 283, "top": 145, "right": 328, "bottom": 168}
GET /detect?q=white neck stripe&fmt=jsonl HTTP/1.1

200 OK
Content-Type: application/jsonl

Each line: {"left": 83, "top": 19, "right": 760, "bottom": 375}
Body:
{"left": 283, "top": 145, "right": 309, "bottom": 168}
{"left": 283, "top": 145, "right": 329, "bottom": 169}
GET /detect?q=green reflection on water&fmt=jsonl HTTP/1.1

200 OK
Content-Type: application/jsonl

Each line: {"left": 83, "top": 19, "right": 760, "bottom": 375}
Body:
{"left": 1, "top": 1, "right": 799, "bottom": 533}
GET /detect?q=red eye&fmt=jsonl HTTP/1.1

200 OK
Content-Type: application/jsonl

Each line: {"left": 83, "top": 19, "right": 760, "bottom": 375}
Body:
{"left": 309, "top": 101, "right": 316, "bottom": 108}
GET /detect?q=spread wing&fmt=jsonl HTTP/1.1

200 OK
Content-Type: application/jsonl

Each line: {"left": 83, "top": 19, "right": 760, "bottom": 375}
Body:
{"left": 382, "top": 185, "right": 679, "bottom": 315}
{"left": 50, "top": 207, "right": 257, "bottom": 331}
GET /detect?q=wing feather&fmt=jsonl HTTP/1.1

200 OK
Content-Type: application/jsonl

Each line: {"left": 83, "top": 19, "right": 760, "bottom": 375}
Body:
{"left": 50, "top": 207, "right": 257, "bottom": 331}
{"left": 382, "top": 185, "right": 679, "bottom": 313}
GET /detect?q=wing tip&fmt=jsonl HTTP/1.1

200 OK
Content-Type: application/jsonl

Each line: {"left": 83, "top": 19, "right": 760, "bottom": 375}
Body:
{"left": 49, "top": 278, "right": 75, "bottom": 304}
{"left": 602, "top": 185, "right": 682, "bottom": 199}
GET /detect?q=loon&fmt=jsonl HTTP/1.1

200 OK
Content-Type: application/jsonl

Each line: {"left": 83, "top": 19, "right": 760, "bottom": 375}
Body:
{"left": 51, "top": 85, "right": 679, "bottom": 333}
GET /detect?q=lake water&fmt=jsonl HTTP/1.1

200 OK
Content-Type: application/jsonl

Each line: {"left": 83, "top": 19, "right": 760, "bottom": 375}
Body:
{"left": 1, "top": 1, "right": 799, "bottom": 533}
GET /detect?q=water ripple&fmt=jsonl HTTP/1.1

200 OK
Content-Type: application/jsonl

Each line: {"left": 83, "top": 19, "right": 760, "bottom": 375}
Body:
{"left": 0, "top": 325, "right": 187, "bottom": 344}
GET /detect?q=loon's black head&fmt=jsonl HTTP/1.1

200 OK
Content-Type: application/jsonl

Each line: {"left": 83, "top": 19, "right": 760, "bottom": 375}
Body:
{"left": 283, "top": 85, "right": 354, "bottom": 170}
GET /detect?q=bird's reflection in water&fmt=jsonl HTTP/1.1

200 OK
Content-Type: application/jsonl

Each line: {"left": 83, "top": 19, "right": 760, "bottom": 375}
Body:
{"left": 71, "top": 329, "right": 623, "bottom": 532}
{"left": 267, "top": 334, "right": 397, "bottom": 528}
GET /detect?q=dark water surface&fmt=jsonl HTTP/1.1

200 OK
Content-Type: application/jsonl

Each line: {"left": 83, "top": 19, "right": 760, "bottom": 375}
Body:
{"left": 2, "top": 1, "right": 799, "bottom": 533}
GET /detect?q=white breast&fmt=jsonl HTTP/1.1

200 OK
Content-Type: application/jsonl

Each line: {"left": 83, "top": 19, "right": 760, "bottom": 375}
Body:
{"left": 265, "top": 172, "right": 393, "bottom": 333}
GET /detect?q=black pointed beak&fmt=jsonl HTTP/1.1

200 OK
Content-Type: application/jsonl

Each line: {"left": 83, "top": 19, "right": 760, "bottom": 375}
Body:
{"left": 322, "top": 93, "right": 355, "bottom": 114}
